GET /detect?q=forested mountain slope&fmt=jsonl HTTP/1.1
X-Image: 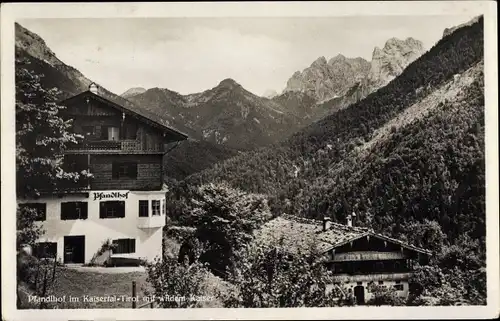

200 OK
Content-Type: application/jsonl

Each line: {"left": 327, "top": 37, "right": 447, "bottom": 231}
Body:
{"left": 163, "top": 140, "right": 240, "bottom": 181}
{"left": 177, "top": 17, "right": 484, "bottom": 246}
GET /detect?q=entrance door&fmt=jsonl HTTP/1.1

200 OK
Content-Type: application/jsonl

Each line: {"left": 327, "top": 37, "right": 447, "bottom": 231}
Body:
{"left": 64, "top": 236, "right": 85, "bottom": 264}
{"left": 354, "top": 285, "right": 365, "bottom": 305}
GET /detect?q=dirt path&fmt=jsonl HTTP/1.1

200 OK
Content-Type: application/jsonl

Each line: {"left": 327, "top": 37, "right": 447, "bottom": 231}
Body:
{"left": 65, "top": 265, "right": 146, "bottom": 274}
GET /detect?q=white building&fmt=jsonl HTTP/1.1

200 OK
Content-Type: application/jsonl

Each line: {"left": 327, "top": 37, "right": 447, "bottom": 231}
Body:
{"left": 18, "top": 84, "right": 188, "bottom": 265}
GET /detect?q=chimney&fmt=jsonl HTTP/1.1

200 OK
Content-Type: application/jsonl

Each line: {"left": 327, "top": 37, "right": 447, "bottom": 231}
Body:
{"left": 89, "top": 82, "right": 98, "bottom": 94}
{"left": 323, "top": 216, "right": 331, "bottom": 231}
{"left": 347, "top": 212, "right": 356, "bottom": 227}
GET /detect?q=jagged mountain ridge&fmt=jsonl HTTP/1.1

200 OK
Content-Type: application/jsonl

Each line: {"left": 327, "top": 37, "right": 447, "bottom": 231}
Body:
{"left": 284, "top": 54, "right": 371, "bottom": 102}
{"left": 281, "top": 37, "right": 425, "bottom": 122}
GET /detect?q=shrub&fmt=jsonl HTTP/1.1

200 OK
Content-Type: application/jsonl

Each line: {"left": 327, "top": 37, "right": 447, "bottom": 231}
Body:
{"left": 366, "top": 284, "right": 405, "bottom": 306}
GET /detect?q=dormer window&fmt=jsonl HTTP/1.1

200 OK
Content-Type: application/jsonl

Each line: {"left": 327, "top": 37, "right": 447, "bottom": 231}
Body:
{"left": 89, "top": 82, "right": 98, "bottom": 93}
{"left": 108, "top": 127, "right": 120, "bottom": 141}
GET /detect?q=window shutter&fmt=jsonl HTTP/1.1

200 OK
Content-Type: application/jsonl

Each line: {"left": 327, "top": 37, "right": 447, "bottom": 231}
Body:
{"left": 99, "top": 202, "right": 105, "bottom": 218}
{"left": 118, "top": 201, "right": 125, "bottom": 217}
{"left": 81, "top": 202, "right": 88, "bottom": 219}
{"left": 130, "top": 239, "right": 136, "bottom": 253}
{"left": 61, "top": 203, "right": 67, "bottom": 220}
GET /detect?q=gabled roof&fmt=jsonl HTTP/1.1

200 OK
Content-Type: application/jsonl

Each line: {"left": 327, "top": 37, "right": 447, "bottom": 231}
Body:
{"left": 254, "top": 214, "right": 432, "bottom": 256}
{"left": 60, "top": 86, "right": 188, "bottom": 141}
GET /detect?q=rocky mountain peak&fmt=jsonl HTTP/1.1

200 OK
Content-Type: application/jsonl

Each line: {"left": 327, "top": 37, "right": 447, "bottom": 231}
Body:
{"left": 312, "top": 56, "right": 328, "bottom": 67}
{"left": 368, "top": 37, "right": 425, "bottom": 84}
{"left": 121, "top": 87, "right": 147, "bottom": 98}
{"left": 372, "top": 46, "right": 383, "bottom": 57}
{"left": 284, "top": 54, "right": 370, "bottom": 102}
{"left": 329, "top": 54, "right": 346, "bottom": 63}
{"left": 218, "top": 78, "right": 241, "bottom": 89}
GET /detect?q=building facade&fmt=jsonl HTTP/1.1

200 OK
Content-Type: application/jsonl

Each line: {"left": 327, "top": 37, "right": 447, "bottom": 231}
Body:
{"left": 254, "top": 214, "right": 432, "bottom": 304}
{"left": 18, "top": 83, "right": 188, "bottom": 264}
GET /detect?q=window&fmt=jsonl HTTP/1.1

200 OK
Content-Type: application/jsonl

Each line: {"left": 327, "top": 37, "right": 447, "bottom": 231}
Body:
{"left": 375, "top": 261, "right": 385, "bottom": 272}
{"left": 112, "top": 238, "right": 136, "bottom": 254}
{"left": 19, "top": 203, "right": 46, "bottom": 221}
{"left": 394, "top": 282, "right": 404, "bottom": 291}
{"left": 61, "top": 202, "right": 88, "bottom": 220}
{"left": 63, "top": 155, "right": 89, "bottom": 173}
{"left": 334, "top": 263, "right": 345, "bottom": 273}
{"left": 112, "top": 162, "right": 138, "bottom": 179}
{"left": 108, "top": 127, "right": 120, "bottom": 141}
{"left": 139, "top": 200, "right": 149, "bottom": 217}
{"left": 82, "top": 126, "right": 95, "bottom": 137}
{"left": 123, "top": 122, "right": 137, "bottom": 140}
{"left": 100, "top": 201, "right": 125, "bottom": 218}
{"left": 152, "top": 200, "right": 161, "bottom": 216}
{"left": 34, "top": 242, "right": 57, "bottom": 258}
{"left": 100, "top": 126, "right": 108, "bottom": 140}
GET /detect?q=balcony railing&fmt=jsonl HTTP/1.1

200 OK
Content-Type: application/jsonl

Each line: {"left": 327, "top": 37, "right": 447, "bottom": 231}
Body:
{"left": 137, "top": 215, "right": 165, "bottom": 229}
{"left": 66, "top": 140, "right": 162, "bottom": 153}
{"left": 331, "top": 272, "right": 411, "bottom": 283}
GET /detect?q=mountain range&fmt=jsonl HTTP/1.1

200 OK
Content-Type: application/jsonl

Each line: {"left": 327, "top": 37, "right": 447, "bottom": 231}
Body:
{"left": 180, "top": 16, "right": 484, "bottom": 244}
{"left": 119, "top": 37, "right": 425, "bottom": 150}
{"left": 15, "top": 17, "right": 478, "bottom": 182}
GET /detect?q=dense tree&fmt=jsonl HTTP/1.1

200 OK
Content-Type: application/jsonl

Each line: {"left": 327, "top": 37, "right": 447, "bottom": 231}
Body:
{"left": 16, "top": 55, "right": 91, "bottom": 199}
{"left": 224, "top": 244, "right": 345, "bottom": 308}
{"left": 146, "top": 257, "right": 215, "bottom": 308}
{"left": 186, "top": 183, "right": 272, "bottom": 277}
{"left": 15, "top": 54, "right": 92, "bottom": 309}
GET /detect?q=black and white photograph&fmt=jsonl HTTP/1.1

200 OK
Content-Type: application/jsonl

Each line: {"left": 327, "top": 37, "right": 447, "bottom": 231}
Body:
{"left": 1, "top": 1, "right": 498, "bottom": 320}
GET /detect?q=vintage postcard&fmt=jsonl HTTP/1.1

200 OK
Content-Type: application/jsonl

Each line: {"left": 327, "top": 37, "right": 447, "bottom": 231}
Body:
{"left": 1, "top": 1, "right": 498, "bottom": 320}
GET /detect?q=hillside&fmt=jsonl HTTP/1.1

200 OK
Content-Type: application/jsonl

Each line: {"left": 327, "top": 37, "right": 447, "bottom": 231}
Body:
{"left": 180, "top": 17, "right": 484, "bottom": 246}
{"left": 163, "top": 140, "right": 240, "bottom": 181}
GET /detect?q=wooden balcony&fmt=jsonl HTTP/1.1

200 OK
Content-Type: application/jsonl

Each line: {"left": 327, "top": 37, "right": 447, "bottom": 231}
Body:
{"left": 332, "top": 251, "right": 407, "bottom": 262}
{"left": 331, "top": 272, "right": 411, "bottom": 283}
{"left": 65, "top": 140, "right": 163, "bottom": 154}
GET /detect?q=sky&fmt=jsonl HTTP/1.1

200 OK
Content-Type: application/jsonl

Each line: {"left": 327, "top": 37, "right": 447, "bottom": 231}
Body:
{"left": 19, "top": 15, "right": 476, "bottom": 96}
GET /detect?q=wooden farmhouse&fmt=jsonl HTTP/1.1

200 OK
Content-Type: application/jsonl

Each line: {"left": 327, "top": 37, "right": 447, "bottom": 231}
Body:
{"left": 254, "top": 214, "right": 432, "bottom": 304}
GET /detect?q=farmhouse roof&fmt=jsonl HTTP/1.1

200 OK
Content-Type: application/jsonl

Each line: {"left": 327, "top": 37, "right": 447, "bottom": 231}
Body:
{"left": 60, "top": 84, "right": 188, "bottom": 140}
{"left": 254, "top": 214, "right": 432, "bottom": 256}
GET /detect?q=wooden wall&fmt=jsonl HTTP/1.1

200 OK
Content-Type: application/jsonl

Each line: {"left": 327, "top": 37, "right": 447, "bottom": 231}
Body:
{"left": 90, "top": 155, "right": 162, "bottom": 191}
{"left": 64, "top": 95, "right": 166, "bottom": 153}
